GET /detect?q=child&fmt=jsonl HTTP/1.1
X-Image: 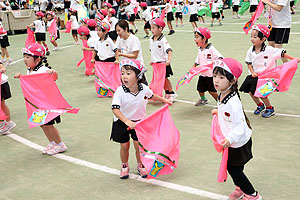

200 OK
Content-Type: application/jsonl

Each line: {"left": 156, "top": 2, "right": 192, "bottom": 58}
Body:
{"left": 77, "top": 25, "right": 90, "bottom": 41}
{"left": 188, "top": 0, "right": 199, "bottom": 28}
{"left": 175, "top": 0, "right": 184, "bottom": 27}
{"left": 27, "top": 11, "right": 50, "bottom": 56}
{"left": 14, "top": 43, "right": 67, "bottom": 156}
{"left": 111, "top": 58, "right": 172, "bottom": 179}
{"left": 232, "top": 0, "right": 241, "bottom": 18}
{"left": 140, "top": 2, "right": 151, "bottom": 38}
{"left": 91, "top": 22, "right": 117, "bottom": 63}
{"left": 0, "top": 18, "right": 12, "bottom": 66}
{"left": 212, "top": 57, "right": 262, "bottom": 200}
{"left": 240, "top": 25, "right": 299, "bottom": 118}
{"left": 46, "top": 11, "right": 59, "bottom": 51}
{"left": 164, "top": 0, "right": 175, "bottom": 35}
{"left": 193, "top": 27, "right": 223, "bottom": 106}
{"left": 125, "top": 0, "right": 138, "bottom": 33}
{"left": 0, "top": 62, "right": 16, "bottom": 135}
{"left": 211, "top": 0, "right": 222, "bottom": 27}
{"left": 150, "top": 18, "right": 176, "bottom": 102}
{"left": 249, "top": 0, "right": 258, "bottom": 17}
{"left": 69, "top": 8, "right": 80, "bottom": 44}
{"left": 107, "top": 8, "right": 118, "bottom": 41}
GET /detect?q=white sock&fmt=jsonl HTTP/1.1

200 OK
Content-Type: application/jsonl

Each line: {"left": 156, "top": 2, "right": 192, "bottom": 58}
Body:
{"left": 251, "top": 192, "right": 257, "bottom": 196}
{"left": 50, "top": 141, "right": 56, "bottom": 145}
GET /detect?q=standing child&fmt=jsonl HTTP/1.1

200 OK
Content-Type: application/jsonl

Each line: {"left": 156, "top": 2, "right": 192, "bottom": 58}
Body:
{"left": 211, "top": 0, "right": 222, "bottom": 27}
{"left": 240, "top": 25, "right": 299, "bottom": 118}
{"left": 249, "top": 0, "right": 258, "bottom": 17}
{"left": 14, "top": 43, "right": 67, "bottom": 155}
{"left": 46, "top": 11, "right": 59, "bottom": 51}
{"left": 125, "top": 0, "right": 138, "bottom": 33}
{"left": 212, "top": 57, "right": 262, "bottom": 200}
{"left": 69, "top": 8, "right": 80, "bottom": 44}
{"left": 193, "top": 27, "right": 223, "bottom": 106}
{"left": 165, "top": 0, "right": 175, "bottom": 35}
{"left": 175, "top": 0, "right": 184, "bottom": 27}
{"left": 140, "top": 2, "right": 151, "bottom": 38}
{"left": 150, "top": 18, "right": 176, "bottom": 102}
{"left": 188, "top": 0, "right": 199, "bottom": 28}
{"left": 0, "top": 63, "right": 16, "bottom": 135}
{"left": 111, "top": 58, "right": 172, "bottom": 179}
{"left": 232, "top": 0, "right": 241, "bottom": 18}
{"left": 27, "top": 11, "right": 50, "bottom": 56}
{"left": 107, "top": 8, "right": 118, "bottom": 41}
{"left": 0, "top": 18, "right": 13, "bottom": 66}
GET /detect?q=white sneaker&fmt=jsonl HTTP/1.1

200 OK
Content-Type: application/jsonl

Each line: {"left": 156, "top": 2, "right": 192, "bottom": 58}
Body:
{"left": 75, "top": 41, "right": 80, "bottom": 45}
{"left": 0, "top": 58, "right": 6, "bottom": 64}
{"left": 0, "top": 121, "right": 16, "bottom": 135}
{"left": 237, "top": 15, "right": 241, "bottom": 18}
{"left": 46, "top": 142, "right": 67, "bottom": 155}
{"left": 168, "top": 93, "right": 177, "bottom": 103}
{"left": 52, "top": 47, "right": 59, "bottom": 51}
{"left": 165, "top": 94, "right": 170, "bottom": 99}
{"left": 42, "top": 142, "right": 55, "bottom": 154}
{"left": 195, "top": 99, "right": 208, "bottom": 106}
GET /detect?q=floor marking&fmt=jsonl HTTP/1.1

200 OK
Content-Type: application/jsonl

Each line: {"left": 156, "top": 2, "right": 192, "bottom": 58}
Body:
{"left": 7, "top": 133, "right": 227, "bottom": 200}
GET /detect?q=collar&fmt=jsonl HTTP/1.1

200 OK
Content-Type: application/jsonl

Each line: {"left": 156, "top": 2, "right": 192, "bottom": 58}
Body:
{"left": 252, "top": 43, "right": 266, "bottom": 53}
{"left": 218, "top": 91, "right": 236, "bottom": 104}
{"left": 151, "top": 34, "right": 164, "bottom": 41}
{"left": 199, "top": 43, "right": 212, "bottom": 50}
{"left": 99, "top": 34, "right": 108, "bottom": 41}
{"left": 28, "top": 62, "right": 44, "bottom": 72}
{"left": 122, "top": 83, "right": 143, "bottom": 94}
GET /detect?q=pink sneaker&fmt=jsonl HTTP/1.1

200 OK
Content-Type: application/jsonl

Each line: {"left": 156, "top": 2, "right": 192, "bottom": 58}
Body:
{"left": 120, "top": 164, "right": 129, "bottom": 179}
{"left": 242, "top": 193, "right": 262, "bottom": 200}
{"left": 42, "top": 142, "right": 55, "bottom": 154}
{"left": 137, "top": 163, "right": 148, "bottom": 178}
{"left": 46, "top": 142, "right": 67, "bottom": 155}
{"left": 229, "top": 186, "right": 244, "bottom": 200}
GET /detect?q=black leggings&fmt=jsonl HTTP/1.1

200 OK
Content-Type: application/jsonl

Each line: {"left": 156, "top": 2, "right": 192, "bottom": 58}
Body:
{"left": 227, "top": 165, "right": 255, "bottom": 195}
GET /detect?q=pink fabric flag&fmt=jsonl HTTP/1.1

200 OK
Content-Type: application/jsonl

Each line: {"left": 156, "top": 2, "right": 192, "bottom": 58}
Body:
{"left": 243, "top": 1, "right": 264, "bottom": 34}
{"left": 149, "top": 63, "right": 166, "bottom": 97}
{"left": 25, "top": 27, "right": 35, "bottom": 46}
{"left": 49, "top": 19, "right": 58, "bottom": 42}
{"left": 134, "top": 3, "right": 139, "bottom": 16}
{"left": 134, "top": 104, "right": 180, "bottom": 179}
{"left": 19, "top": 73, "right": 79, "bottom": 128}
{"left": 254, "top": 59, "right": 298, "bottom": 98}
{"left": 62, "top": 20, "right": 71, "bottom": 33}
{"left": 82, "top": 40, "right": 95, "bottom": 76}
{"left": 0, "top": 75, "right": 7, "bottom": 121}
{"left": 94, "top": 61, "right": 122, "bottom": 97}
{"left": 176, "top": 64, "right": 212, "bottom": 91}
{"left": 211, "top": 114, "right": 228, "bottom": 183}
{"left": 77, "top": 57, "right": 84, "bottom": 67}
{"left": 160, "top": 8, "right": 166, "bottom": 19}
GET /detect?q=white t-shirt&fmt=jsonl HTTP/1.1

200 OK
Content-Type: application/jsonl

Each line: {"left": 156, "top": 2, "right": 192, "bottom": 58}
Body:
{"left": 34, "top": 20, "right": 46, "bottom": 33}
{"left": 142, "top": 8, "right": 152, "bottom": 21}
{"left": 94, "top": 36, "right": 117, "bottom": 60}
{"left": 116, "top": 34, "right": 144, "bottom": 64}
{"left": 245, "top": 45, "right": 284, "bottom": 74}
{"left": 166, "top": 3, "right": 173, "bottom": 13}
{"left": 108, "top": 16, "right": 118, "bottom": 31}
{"left": 250, "top": 0, "right": 258, "bottom": 6}
{"left": 1, "top": 74, "right": 8, "bottom": 85}
{"left": 269, "top": 0, "right": 291, "bottom": 28}
{"left": 27, "top": 65, "right": 49, "bottom": 75}
{"left": 233, "top": 0, "right": 240, "bottom": 6}
{"left": 195, "top": 43, "right": 223, "bottom": 77}
{"left": 217, "top": 91, "right": 252, "bottom": 148}
{"left": 125, "top": 4, "right": 135, "bottom": 15}
{"left": 87, "top": 31, "right": 99, "bottom": 48}
{"left": 70, "top": 0, "right": 78, "bottom": 9}
{"left": 39, "top": 0, "right": 48, "bottom": 11}
{"left": 211, "top": 2, "right": 220, "bottom": 13}
{"left": 70, "top": 15, "right": 79, "bottom": 30}
{"left": 189, "top": 4, "right": 199, "bottom": 14}
{"left": 175, "top": 4, "right": 185, "bottom": 13}
{"left": 149, "top": 34, "right": 172, "bottom": 63}
{"left": 112, "top": 83, "right": 153, "bottom": 122}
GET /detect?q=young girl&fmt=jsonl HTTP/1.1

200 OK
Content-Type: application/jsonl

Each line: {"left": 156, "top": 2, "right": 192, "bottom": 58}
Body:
{"left": 211, "top": 0, "right": 222, "bottom": 27}
{"left": 69, "top": 8, "right": 80, "bottom": 44}
{"left": 188, "top": 0, "right": 199, "bottom": 29}
{"left": 140, "top": 2, "right": 151, "bottom": 38}
{"left": 115, "top": 20, "right": 144, "bottom": 65}
{"left": 107, "top": 8, "right": 118, "bottom": 41}
{"left": 46, "top": 11, "right": 59, "bottom": 51}
{"left": 165, "top": 0, "right": 175, "bottom": 35}
{"left": 240, "top": 24, "right": 299, "bottom": 118}
{"left": 193, "top": 27, "right": 223, "bottom": 106}
{"left": 125, "top": 1, "right": 138, "bottom": 33}
{"left": 212, "top": 57, "right": 262, "bottom": 200}
{"left": 175, "top": 0, "right": 184, "bottom": 27}
{"left": 232, "top": 0, "right": 241, "bottom": 18}
{"left": 0, "top": 18, "right": 12, "bottom": 67}
{"left": 0, "top": 63, "right": 16, "bottom": 135}
{"left": 111, "top": 58, "right": 172, "bottom": 179}
{"left": 27, "top": 11, "right": 50, "bottom": 56}
{"left": 150, "top": 18, "right": 176, "bottom": 102}
{"left": 14, "top": 43, "right": 67, "bottom": 156}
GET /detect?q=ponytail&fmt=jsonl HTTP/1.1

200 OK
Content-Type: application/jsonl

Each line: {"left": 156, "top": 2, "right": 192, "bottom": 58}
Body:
{"left": 42, "top": 57, "right": 51, "bottom": 69}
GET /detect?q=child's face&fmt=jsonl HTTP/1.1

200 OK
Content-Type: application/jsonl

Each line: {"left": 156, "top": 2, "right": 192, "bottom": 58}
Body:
{"left": 150, "top": 24, "right": 162, "bottom": 36}
{"left": 121, "top": 67, "right": 138, "bottom": 89}
{"left": 46, "top": 15, "right": 53, "bottom": 21}
{"left": 250, "top": 30, "right": 265, "bottom": 47}
{"left": 79, "top": 34, "right": 87, "bottom": 40}
{"left": 213, "top": 73, "right": 232, "bottom": 92}
{"left": 194, "top": 33, "right": 206, "bottom": 48}
{"left": 97, "top": 27, "right": 107, "bottom": 38}
{"left": 23, "top": 54, "right": 40, "bottom": 69}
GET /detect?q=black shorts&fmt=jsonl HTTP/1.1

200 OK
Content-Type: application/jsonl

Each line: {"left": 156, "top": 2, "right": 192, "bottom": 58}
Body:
{"left": 239, "top": 75, "right": 258, "bottom": 95}
{"left": 233, "top": 5, "right": 239, "bottom": 12}
{"left": 44, "top": 115, "right": 61, "bottom": 126}
{"left": 56, "top": 29, "right": 60, "bottom": 40}
{"left": 290, "top": 1, "right": 295, "bottom": 7}
{"left": 175, "top": 12, "right": 182, "bottom": 19}
{"left": 144, "top": 21, "right": 150, "bottom": 29}
{"left": 167, "top": 12, "right": 174, "bottom": 21}
{"left": 166, "top": 64, "right": 173, "bottom": 78}
{"left": 249, "top": 5, "right": 257, "bottom": 13}
{"left": 212, "top": 12, "right": 220, "bottom": 19}
{"left": 35, "top": 33, "right": 46, "bottom": 41}
{"left": 1, "top": 82, "right": 12, "bottom": 100}
{"left": 189, "top": 14, "right": 199, "bottom": 22}
{"left": 197, "top": 76, "right": 216, "bottom": 92}
{"left": 108, "top": 31, "right": 117, "bottom": 41}
{"left": 64, "top": 1, "right": 70, "bottom": 9}
{"left": 267, "top": 27, "right": 290, "bottom": 44}
{"left": 0, "top": 35, "right": 10, "bottom": 48}
{"left": 228, "top": 138, "right": 253, "bottom": 166}
{"left": 128, "top": 14, "right": 135, "bottom": 22}
{"left": 120, "top": 14, "right": 127, "bottom": 20}
{"left": 72, "top": 29, "right": 78, "bottom": 35}
{"left": 110, "top": 119, "right": 138, "bottom": 143}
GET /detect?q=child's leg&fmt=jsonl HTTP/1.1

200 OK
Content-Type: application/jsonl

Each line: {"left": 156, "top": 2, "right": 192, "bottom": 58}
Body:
{"left": 1, "top": 47, "right": 7, "bottom": 59}
{"left": 120, "top": 142, "right": 130, "bottom": 163}
{"left": 51, "top": 40, "right": 58, "bottom": 47}
{"left": 176, "top": 17, "right": 178, "bottom": 26}
{"left": 201, "top": 16, "right": 205, "bottom": 23}
{"left": 133, "top": 140, "right": 142, "bottom": 164}
{"left": 260, "top": 97, "right": 271, "bottom": 108}
{"left": 42, "top": 41, "right": 49, "bottom": 52}
{"left": 41, "top": 124, "right": 61, "bottom": 144}
{"left": 208, "top": 91, "right": 218, "bottom": 101}
{"left": 164, "top": 78, "right": 174, "bottom": 93}
{"left": 1, "top": 99, "right": 11, "bottom": 122}
{"left": 72, "top": 34, "right": 78, "bottom": 42}
{"left": 249, "top": 92, "right": 261, "bottom": 105}
{"left": 37, "top": 41, "right": 42, "bottom": 44}
{"left": 180, "top": 18, "right": 183, "bottom": 25}
{"left": 211, "top": 18, "right": 214, "bottom": 26}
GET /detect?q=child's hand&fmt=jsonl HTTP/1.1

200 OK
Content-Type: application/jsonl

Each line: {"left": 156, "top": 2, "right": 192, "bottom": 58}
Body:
{"left": 251, "top": 72, "right": 258, "bottom": 77}
{"left": 297, "top": 58, "right": 300, "bottom": 63}
{"left": 166, "top": 60, "right": 171, "bottom": 66}
{"left": 164, "top": 98, "right": 173, "bottom": 105}
{"left": 221, "top": 139, "right": 231, "bottom": 148}
{"left": 47, "top": 69, "right": 56, "bottom": 74}
{"left": 211, "top": 109, "right": 218, "bottom": 115}
{"left": 125, "top": 119, "right": 136, "bottom": 129}
{"left": 14, "top": 73, "right": 22, "bottom": 78}
{"left": 91, "top": 59, "right": 95, "bottom": 64}
{"left": 114, "top": 59, "right": 120, "bottom": 65}
{"left": 0, "top": 68, "right": 6, "bottom": 73}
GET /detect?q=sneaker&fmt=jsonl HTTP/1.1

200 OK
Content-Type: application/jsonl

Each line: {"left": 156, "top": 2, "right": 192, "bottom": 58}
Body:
{"left": 42, "top": 142, "right": 55, "bottom": 154}
{"left": 46, "top": 142, "right": 67, "bottom": 155}
{"left": 254, "top": 104, "right": 265, "bottom": 115}
{"left": 165, "top": 94, "right": 170, "bottom": 100}
{"left": 181, "top": 24, "right": 184, "bottom": 27}
{"left": 0, "top": 58, "right": 7, "bottom": 63}
{"left": 175, "top": 24, "right": 178, "bottom": 27}
{"left": 168, "top": 30, "right": 175, "bottom": 35}
{"left": 168, "top": 93, "right": 177, "bottom": 103}
{"left": 0, "top": 121, "right": 5, "bottom": 129}
{"left": 195, "top": 99, "right": 208, "bottom": 106}
{"left": 219, "top": 22, "right": 222, "bottom": 26}
{"left": 120, "top": 164, "right": 129, "bottom": 179}
{"left": 46, "top": 51, "right": 50, "bottom": 56}
{"left": 241, "top": 193, "right": 262, "bottom": 200}
{"left": 210, "top": 23, "right": 213, "bottom": 27}
{"left": 52, "top": 46, "right": 59, "bottom": 51}
{"left": 262, "top": 107, "right": 275, "bottom": 118}
{"left": 4, "top": 58, "right": 13, "bottom": 67}
{"left": 232, "top": 15, "right": 237, "bottom": 19}
{"left": 75, "top": 41, "right": 80, "bottom": 45}
{"left": 143, "top": 35, "right": 149, "bottom": 39}
{"left": 0, "top": 121, "right": 16, "bottom": 135}
{"left": 229, "top": 186, "right": 244, "bottom": 200}
{"left": 137, "top": 164, "right": 148, "bottom": 178}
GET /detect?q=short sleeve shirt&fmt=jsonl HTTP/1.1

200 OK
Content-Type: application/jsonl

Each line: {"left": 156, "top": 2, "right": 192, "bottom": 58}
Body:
{"left": 149, "top": 34, "right": 172, "bottom": 63}
{"left": 94, "top": 36, "right": 117, "bottom": 60}
{"left": 27, "top": 65, "right": 49, "bottom": 75}
{"left": 34, "top": 20, "right": 46, "bottom": 33}
{"left": 270, "top": 0, "right": 291, "bottom": 28}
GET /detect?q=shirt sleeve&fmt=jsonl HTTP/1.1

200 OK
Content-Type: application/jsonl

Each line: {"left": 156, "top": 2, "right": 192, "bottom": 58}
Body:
{"left": 108, "top": 38, "right": 117, "bottom": 52}
{"left": 210, "top": 46, "right": 223, "bottom": 60}
{"left": 129, "top": 36, "right": 140, "bottom": 52}
{"left": 116, "top": 37, "right": 121, "bottom": 49}
{"left": 162, "top": 37, "right": 172, "bottom": 53}
{"left": 277, "top": 0, "right": 289, "bottom": 6}
{"left": 269, "top": 46, "right": 285, "bottom": 60}
{"left": 111, "top": 87, "right": 122, "bottom": 109}
{"left": 245, "top": 47, "right": 252, "bottom": 64}
{"left": 144, "top": 84, "right": 154, "bottom": 99}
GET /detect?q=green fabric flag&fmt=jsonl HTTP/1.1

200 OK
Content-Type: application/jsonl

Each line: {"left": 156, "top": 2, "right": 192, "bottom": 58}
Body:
{"left": 238, "top": 1, "right": 250, "bottom": 15}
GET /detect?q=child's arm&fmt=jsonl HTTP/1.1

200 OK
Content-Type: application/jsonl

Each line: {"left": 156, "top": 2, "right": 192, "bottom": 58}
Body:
{"left": 283, "top": 53, "right": 300, "bottom": 63}
{"left": 247, "top": 63, "right": 258, "bottom": 77}
{"left": 150, "top": 94, "right": 173, "bottom": 105}
{"left": 27, "top": 23, "right": 35, "bottom": 28}
{"left": 47, "top": 69, "right": 58, "bottom": 81}
{"left": 14, "top": 73, "right": 22, "bottom": 78}
{"left": 0, "top": 63, "right": 6, "bottom": 73}
{"left": 115, "top": 49, "right": 120, "bottom": 64}
{"left": 82, "top": 47, "right": 94, "bottom": 51}
{"left": 91, "top": 50, "right": 96, "bottom": 64}
{"left": 112, "top": 109, "right": 136, "bottom": 129}
{"left": 166, "top": 50, "right": 172, "bottom": 66}
{"left": 261, "top": 0, "right": 285, "bottom": 12}
{"left": 119, "top": 50, "right": 139, "bottom": 59}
